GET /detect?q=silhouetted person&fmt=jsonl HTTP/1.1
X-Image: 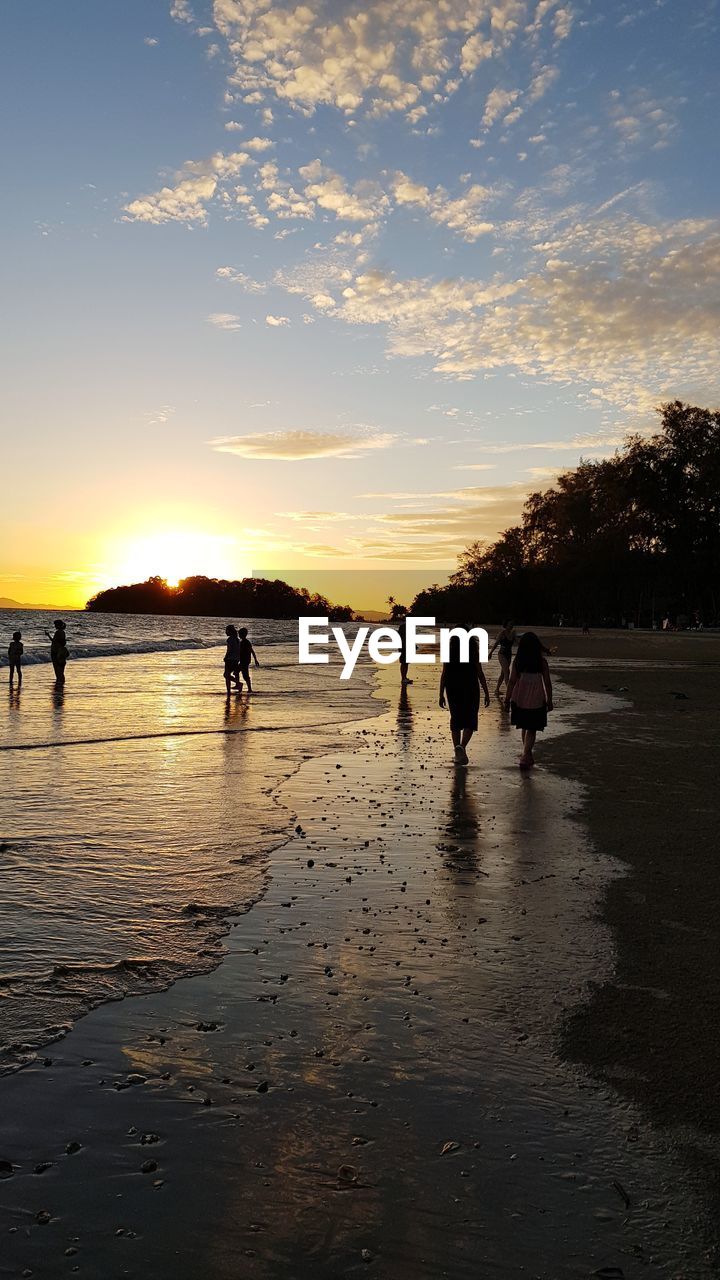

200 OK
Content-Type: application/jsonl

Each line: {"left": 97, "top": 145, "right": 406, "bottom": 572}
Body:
{"left": 224, "top": 624, "right": 241, "bottom": 695}
{"left": 8, "top": 631, "right": 23, "bottom": 686}
{"left": 488, "top": 621, "right": 516, "bottom": 696}
{"left": 46, "top": 620, "right": 68, "bottom": 684}
{"left": 505, "top": 631, "right": 553, "bottom": 770}
{"left": 439, "top": 634, "right": 490, "bottom": 766}
{"left": 396, "top": 615, "right": 413, "bottom": 685}
{"left": 237, "top": 627, "right": 259, "bottom": 693}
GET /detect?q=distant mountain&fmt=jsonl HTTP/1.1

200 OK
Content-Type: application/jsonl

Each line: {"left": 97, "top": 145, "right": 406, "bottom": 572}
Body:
{"left": 0, "top": 599, "right": 62, "bottom": 610}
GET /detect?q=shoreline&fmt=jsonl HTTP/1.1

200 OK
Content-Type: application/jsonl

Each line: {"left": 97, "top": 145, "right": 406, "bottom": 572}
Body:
{"left": 1, "top": 656, "right": 717, "bottom": 1276}
{"left": 0, "top": 646, "right": 384, "bottom": 1075}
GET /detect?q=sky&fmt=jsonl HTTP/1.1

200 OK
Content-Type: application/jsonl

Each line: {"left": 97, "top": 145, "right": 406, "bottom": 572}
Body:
{"left": 2, "top": 0, "right": 719, "bottom": 609}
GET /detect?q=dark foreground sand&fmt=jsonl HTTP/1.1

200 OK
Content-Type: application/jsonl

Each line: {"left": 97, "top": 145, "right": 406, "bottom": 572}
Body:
{"left": 543, "top": 633, "right": 720, "bottom": 1220}
{"left": 1, "top": 631, "right": 719, "bottom": 1278}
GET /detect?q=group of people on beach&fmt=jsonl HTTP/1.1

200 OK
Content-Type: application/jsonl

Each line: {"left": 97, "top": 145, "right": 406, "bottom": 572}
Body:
{"left": 7, "top": 620, "right": 68, "bottom": 688}
{"left": 8, "top": 615, "right": 552, "bottom": 771}
{"left": 223, "top": 625, "right": 260, "bottom": 695}
{"left": 436, "top": 622, "right": 553, "bottom": 770}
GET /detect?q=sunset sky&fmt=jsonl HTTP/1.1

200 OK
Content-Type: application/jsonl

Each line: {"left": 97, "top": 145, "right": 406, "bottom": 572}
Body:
{"left": 2, "top": 0, "right": 719, "bottom": 608}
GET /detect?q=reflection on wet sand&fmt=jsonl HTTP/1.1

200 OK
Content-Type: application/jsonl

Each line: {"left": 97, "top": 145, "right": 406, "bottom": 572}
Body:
{"left": 0, "top": 662, "right": 714, "bottom": 1278}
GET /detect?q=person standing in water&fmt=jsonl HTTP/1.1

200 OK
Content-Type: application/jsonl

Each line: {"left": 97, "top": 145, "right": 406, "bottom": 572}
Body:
{"left": 223, "top": 624, "right": 241, "bottom": 695}
{"left": 505, "top": 631, "right": 553, "bottom": 769}
{"left": 237, "top": 627, "right": 260, "bottom": 693}
{"left": 8, "top": 631, "right": 23, "bottom": 686}
{"left": 488, "top": 621, "right": 516, "bottom": 696}
{"left": 45, "top": 620, "right": 68, "bottom": 684}
{"left": 439, "top": 634, "right": 490, "bottom": 766}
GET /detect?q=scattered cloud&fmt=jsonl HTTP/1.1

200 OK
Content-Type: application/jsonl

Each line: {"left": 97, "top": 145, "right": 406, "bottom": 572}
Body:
{"left": 392, "top": 173, "right": 494, "bottom": 240}
{"left": 170, "top": 0, "right": 194, "bottom": 23}
{"left": 265, "top": 314, "right": 290, "bottom": 326}
{"left": 299, "top": 160, "right": 389, "bottom": 224}
{"left": 274, "top": 212, "right": 720, "bottom": 409}
{"left": 147, "top": 404, "right": 175, "bottom": 427}
{"left": 210, "top": 429, "right": 398, "bottom": 460}
{"left": 209, "top": 0, "right": 569, "bottom": 118}
{"left": 123, "top": 150, "right": 251, "bottom": 225}
{"left": 608, "top": 88, "right": 681, "bottom": 151}
{"left": 207, "top": 311, "right": 242, "bottom": 329}
{"left": 482, "top": 86, "right": 521, "bottom": 129}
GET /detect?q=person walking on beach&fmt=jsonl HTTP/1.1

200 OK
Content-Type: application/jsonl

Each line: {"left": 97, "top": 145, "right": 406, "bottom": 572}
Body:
{"left": 45, "top": 620, "right": 68, "bottom": 684}
{"left": 505, "top": 631, "right": 553, "bottom": 770}
{"left": 8, "top": 631, "right": 23, "bottom": 686}
{"left": 223, "top": 624, "right": 241, "bottom": 695}
{"left": 237, "top": 627, "right": 260, "bottom": 693}
{"left": 488, "top": 621, "right": 516, "bottom": 696}
{"left": 439, "top": 634, "right": 490, "bottom": 766}
{"left": 396, "top": 614, "right": 413, "bottom": 685}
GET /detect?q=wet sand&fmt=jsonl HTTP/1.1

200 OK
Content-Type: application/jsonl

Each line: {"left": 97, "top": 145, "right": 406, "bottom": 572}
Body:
{"left": 1, "top": 636, "right": 718, "bottom": 1277}
{"left": 542, "top": 632, "right": 720, "bottom": 1264}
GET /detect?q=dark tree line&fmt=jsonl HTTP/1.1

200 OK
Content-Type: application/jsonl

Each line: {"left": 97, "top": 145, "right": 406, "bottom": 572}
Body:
{"left": 412, "top": 403, "right": 720, "bottom": 628}
{"left": 86, "top": 574, "right": 354, "bottom": 621}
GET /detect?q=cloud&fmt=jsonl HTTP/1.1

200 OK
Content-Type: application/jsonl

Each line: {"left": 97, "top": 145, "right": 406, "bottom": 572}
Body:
{"left": 170, "top": 0, "right": 194, "bottom": 23}
{"left": 276, "top": 212, "right": 720, "bottom": 409}
{"left": 207, "top": 312, "right": 242, "bottom": 329}
{"left": 299, "top": 160, "right": 389, "bottom": 224}
{"left": 244, "top": 136, "right": 275, "bottom": 152}
{"left": 210, "top": 429, "right": 399, "bottom": 460}
{"left": 123, "top": 150, "right": 251, "bottom": 224}
{"left": 216, "top": 267, "right": 266, "bottom": 291}
{"left": 608, "top": 88, "right": 681, "bottom": 151}
{"left": 456, "top": 433, "right": 625, "bottom": 456}
{"left": 482, "top": 86, "right": 521, "bottom": 129}
{"left": 147, "top": 404, "right": 175, "bottom": 426}
{"left": 265, "top": 314, "right": 290, "bottom": 326}
{"left": 209, "top": 0, "right": 568, "bottom": 118}
{"left": 271, "top": 480, "right": 534, "bottom": 561}
{"left": 144, "top": 36, "right": 159, "bottom": 47}
{"left": 392, "top": 173, "right": 494, "bottom": 240}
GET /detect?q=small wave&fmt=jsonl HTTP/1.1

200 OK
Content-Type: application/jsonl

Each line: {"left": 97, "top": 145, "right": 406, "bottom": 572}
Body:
{"left": 0, "top": 883, "right": 270, "bottom": 1076}
{"left": 0, "top": 637, "right": 220, "bottom": 667}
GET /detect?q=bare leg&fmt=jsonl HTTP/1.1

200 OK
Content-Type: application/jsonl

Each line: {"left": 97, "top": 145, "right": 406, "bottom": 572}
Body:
{"left": 460, "top": 728, "right": 474, "bottom": 748}
{"left": 400, "top": 661, "right": 412, "bottom": 685}
{"left": 451, "top": 727, "right": 461, "bottom": 747}
{"left": 495, "top": 655, "right": 509, "bottom": 695}
{"left": 520, "top": 729, "right": 537, "bottom": 765}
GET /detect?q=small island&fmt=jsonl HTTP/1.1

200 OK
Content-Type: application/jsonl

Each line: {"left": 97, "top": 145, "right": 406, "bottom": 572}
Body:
{"left": 86, "top": 573, "right": 354, "bottom": 620}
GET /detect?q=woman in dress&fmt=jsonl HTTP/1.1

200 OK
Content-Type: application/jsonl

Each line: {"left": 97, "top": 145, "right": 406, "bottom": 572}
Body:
{"left": 488, "top": 621, "right": 516, "bottom": 696}
{"left": 439, "top": 634, "right": 490, "bottom": 766}
{"left": 505, "top": 631, "right": 553, "bottom": 769}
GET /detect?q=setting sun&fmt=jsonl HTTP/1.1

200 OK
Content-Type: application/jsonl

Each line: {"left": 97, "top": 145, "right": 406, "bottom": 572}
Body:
{"left": 109, "top": 530, "right": 242, "bottom": 589}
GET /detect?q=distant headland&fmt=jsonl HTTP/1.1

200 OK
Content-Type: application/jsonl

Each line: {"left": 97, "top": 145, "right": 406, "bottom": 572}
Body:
{"left": 85, "top": 574, "right": 355, "bottom": 621}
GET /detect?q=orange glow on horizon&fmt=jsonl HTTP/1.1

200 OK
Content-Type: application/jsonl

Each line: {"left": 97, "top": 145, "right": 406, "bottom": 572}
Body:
{"left": 108, "top": 530, "right": 244, "bottom": 590}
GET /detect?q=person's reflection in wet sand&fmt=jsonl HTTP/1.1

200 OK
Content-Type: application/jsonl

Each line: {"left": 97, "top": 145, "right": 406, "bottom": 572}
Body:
{"left": 440, "top": 767, "right": 482, "bottom": 873}
{"left": 50, "top": 683, "right": 65, "bottom": 734}
{"left": 224, "top": 693, "right": 250, "bottom": 729}
{"left": 396, "top": 682, "right": 413, "bottom": 751}
{"left": 8, "top": 685, "right": 21, "bottom": 712}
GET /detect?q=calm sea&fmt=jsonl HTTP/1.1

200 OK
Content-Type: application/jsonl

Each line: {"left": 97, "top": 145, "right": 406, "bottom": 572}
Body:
{"left": 0, "top": 610, "right": 378, "bottom": 1073}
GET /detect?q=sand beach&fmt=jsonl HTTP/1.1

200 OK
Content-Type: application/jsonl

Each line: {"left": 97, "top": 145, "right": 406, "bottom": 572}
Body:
{"left": 1, "top": 628, "right": 719, "bottom": 1277}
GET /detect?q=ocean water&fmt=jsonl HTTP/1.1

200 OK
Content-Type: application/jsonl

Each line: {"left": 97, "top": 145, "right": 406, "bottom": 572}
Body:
{"left": 0, "top": 607, "right": 298, "bottom": 667}
{"left": 0, "top": 611, "right": 378, "bottom": 1072}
